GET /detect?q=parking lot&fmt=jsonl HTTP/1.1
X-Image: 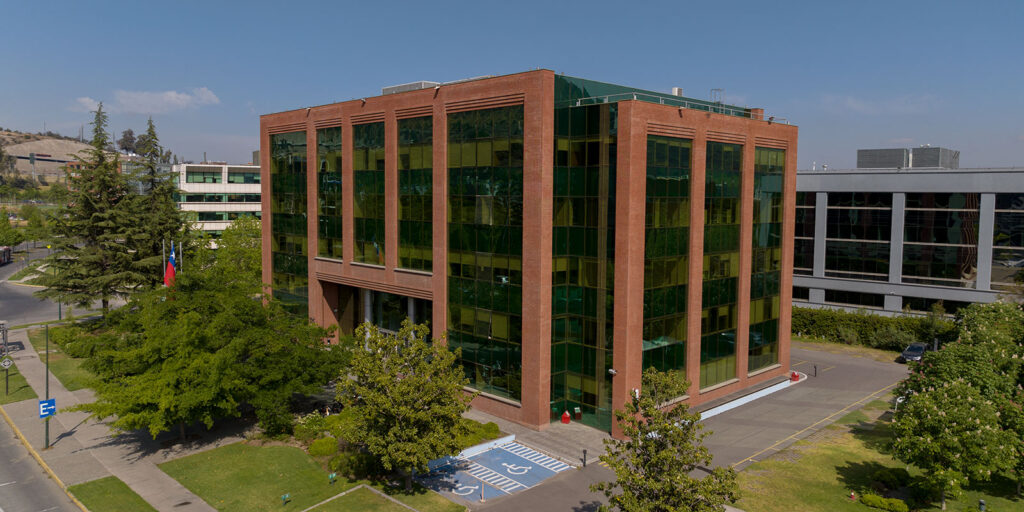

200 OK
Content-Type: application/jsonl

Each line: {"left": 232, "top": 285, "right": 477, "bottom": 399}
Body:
{"left": 420, "top": 442, "right": 572, "bottom": 504}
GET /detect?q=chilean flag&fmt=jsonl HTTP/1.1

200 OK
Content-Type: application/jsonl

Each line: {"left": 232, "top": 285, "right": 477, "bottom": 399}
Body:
{"left": 164, "top": 242, "right": 177, "bottom": 287}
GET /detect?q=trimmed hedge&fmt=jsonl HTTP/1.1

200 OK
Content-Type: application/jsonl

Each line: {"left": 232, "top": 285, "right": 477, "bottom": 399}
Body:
{"left": 792, "top": 307, "right": 955, "bottom": 351}
{"left": 860, "top": 493, "right": 909, "bottom": 512}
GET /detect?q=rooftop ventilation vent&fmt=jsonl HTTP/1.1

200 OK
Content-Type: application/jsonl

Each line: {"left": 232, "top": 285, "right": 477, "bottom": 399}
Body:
{"left": 381, "top": 81, "right": 440, "bottom": 95}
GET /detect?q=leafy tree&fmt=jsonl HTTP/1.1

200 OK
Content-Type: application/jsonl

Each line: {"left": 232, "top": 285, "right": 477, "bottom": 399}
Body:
{"left": 34, "top": 104, "right": 136, "bottom": 313}
{"left": 123, "top": 117, "right": 190, "bottom": 288}
{"left": 0, "top": 214, "right": 25, "bottom": 247}
{"left": 117, "top": 129, "right": 136, "bottom": 154}
{"left": 18, "top": 204, "right": 49, "bottom": 246}
{"left": 336, "top": 321, "right": 472, "bottom": 490}
{"left": 593, "top": 368, "right": 738, "bottom": 512}
{"left": 73, "top": 218, "right": 341, "bottom": 438}
{"left": 956, "top": 301, "right": 1024, "bottom": 346}
{"left": 892, "top": 381, "right": 1015, "bottom": 510}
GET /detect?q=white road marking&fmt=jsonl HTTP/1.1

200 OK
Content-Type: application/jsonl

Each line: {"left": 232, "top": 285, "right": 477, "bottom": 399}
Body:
{"left": 0, "top": 481, "right": 15, "bottom": 487}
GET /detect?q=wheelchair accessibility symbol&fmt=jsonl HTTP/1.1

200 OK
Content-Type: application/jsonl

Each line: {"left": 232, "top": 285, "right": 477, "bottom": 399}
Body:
{"left": 453, "top": 484, "right": 478, "bottom": 496}
{"left": 502, "top": 463, "right": 532, "bottom": 475}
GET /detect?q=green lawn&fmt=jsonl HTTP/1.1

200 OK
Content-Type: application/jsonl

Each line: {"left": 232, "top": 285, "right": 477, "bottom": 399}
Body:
{"left": 27, "top": 328, "right": 93, "bottom": 391}
{"left": 160, "top": 442, "right": 461, "bottom": 512}
{"left": 68, "top": 476, "right": 158, "bottom": 512}
{"left": 313, "top": 486, "right": 411, "bottom": 511}
{"left": 737, "top": 417, "right": 1021, "bottom": 511}
{"left": 0, "top": 361, "right": 38, "bottom": 404}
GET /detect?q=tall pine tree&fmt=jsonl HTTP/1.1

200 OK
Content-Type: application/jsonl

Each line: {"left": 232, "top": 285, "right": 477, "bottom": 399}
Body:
{"left": 125, "top": 117, "right": 189, "bottom": 287}
{"left": 35, "top": 103, "right": 139, "bottom": 313}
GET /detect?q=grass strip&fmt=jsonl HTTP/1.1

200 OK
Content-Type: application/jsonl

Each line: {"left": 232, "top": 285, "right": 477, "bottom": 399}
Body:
{"left": 68, "top": 476, "right": 158, "bottom": 512}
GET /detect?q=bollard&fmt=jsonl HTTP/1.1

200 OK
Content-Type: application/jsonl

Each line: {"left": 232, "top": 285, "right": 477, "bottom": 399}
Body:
{"left": 814, "top": 364, "right": 817, "bottom": 377}
{"left": 583, "top": 449, "right": 587, "bottom": 467}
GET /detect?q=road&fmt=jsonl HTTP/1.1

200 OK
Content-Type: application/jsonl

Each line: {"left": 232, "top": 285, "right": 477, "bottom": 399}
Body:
{"left": 0, "top": 417, "right": 80, "bottom": 512}
{"left": 1, "top": 244, "right": 59, "bottom": 326}
{"left": 1, "top": 243, "right": 79, "bottom": 512}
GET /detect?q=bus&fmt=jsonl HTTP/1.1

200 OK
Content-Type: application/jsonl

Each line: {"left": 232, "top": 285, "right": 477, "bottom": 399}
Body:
{"left": 0, "top": 246, "right": 11, "bottom": 265}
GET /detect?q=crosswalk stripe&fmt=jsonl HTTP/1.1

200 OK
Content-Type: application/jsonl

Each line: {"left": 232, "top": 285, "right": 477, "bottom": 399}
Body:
{"left": 463, "top": 461, "right": 527, "bottom": 492}
{"left": 500, "top": 443, "right": 572, "bottom": 472}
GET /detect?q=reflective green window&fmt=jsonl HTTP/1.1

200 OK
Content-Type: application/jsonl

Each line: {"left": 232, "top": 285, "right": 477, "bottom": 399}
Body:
{"left": 398, "top": 116, "right": 433, "bottom": 271}
{"left": 270, "top": 131, "right": 308, "bottom": 316}
{"left": 749, "top": 148, "right": 783, "bottom": 372}
{"left": 352, "top": 122, "right": 385, "bottom": 264}
{"left": 903, "top": 193, "right": 979, "bottom": 287}
{"left": 824, "top": 191, "right": 891, "bottom": 281}
{"left": 551, "top": 103, "right": 616, "bottom": 431}
{"left": 317, "top": 127, "right": 343, "bottom": 259}
{"left": 700, "top": 141, "right": 741, "bottom": 388}
{"left": 993, "top": 193, "right": 1024, "bottom": 290}
{"left": 642, "top": 135, "right": 690, "bottom": 384}
{"left": 447, "top": 105, "right": 524, "bottom": 402}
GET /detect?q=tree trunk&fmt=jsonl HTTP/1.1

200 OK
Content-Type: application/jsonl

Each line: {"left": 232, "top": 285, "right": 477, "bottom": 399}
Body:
{"left": 102, "top": 298, "right": 109, "bottom": 315}
{"left": 406, "top": 468, "right": 413, "bottom": 491}
{"left": 180, "top": 421, "right": 186, "bottom": 441}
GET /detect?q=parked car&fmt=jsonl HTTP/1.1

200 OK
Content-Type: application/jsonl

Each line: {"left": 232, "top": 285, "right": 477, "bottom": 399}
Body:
{"left": 899, "top": 342, "right": 929, "bottom": 363}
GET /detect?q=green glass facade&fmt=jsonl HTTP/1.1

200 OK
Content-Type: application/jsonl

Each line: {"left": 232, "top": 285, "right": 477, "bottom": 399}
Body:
{"left": 550, "top": 102, "right": 617, "bottom": 431}
{"left": 447, "top": 105, "right": 524, "bottom": 401}
{"left": 317, "top": 127, "right": 343, "bottom": 259}
{"left": 352, "top": 122, "right": 386, "bottom": 265}
{"left": 749, "top": 148, "right": 783, "bottom": 372}
{"left": 701, "top": 141, "right": 742, "bottom": 389}
{"left": 398, "top": 116, "right": 433, "bottom": 271}
{"left": 270, "top": 131, "right": 309, "bottom": 316}
{"left": 642, "top": 135, "right": 690, "bottom": 385}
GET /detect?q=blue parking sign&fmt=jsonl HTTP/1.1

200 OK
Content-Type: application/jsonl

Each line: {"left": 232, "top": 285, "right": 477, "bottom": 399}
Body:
{"left": 38, "top": 399, "right": 56, "bottom": 418}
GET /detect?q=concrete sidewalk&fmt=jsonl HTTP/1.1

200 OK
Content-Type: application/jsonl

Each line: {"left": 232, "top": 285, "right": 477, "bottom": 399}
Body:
{"left": 2, "top": 327, "right": 246, "bottom": 512}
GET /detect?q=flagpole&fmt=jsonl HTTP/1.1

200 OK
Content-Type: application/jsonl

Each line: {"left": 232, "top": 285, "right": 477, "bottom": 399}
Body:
{"left": 162, "top": 239, "right": 166, "bottom": 283}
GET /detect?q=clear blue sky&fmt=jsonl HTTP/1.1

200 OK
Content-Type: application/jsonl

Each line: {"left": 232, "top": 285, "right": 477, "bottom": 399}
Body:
{"left": 1, "top": 0, "right": 1021, "bottom": 168}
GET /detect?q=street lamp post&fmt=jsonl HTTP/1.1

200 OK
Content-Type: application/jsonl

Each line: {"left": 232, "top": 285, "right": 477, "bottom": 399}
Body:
{"left": 44, "top": 325, "right": 49, "bottom": 449}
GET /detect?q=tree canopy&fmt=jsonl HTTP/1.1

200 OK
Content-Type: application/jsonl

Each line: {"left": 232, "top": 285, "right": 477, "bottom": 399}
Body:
{"left": 71, "top": 218, "right": 343, "bottom": 438}
{"left": 34, "top": 107, "right": 189, "bottom": 310}
{"left": 893, "top": 301, "right": 1024, "bottom": 507}
{"left": 336, "top": 321, "right": 472, "bottom": 489}
{"left": 592, "top": 368, "right": 738, "bottom": 512}
{"left": 0, "top": 213, "right": 25, "bottom": 247}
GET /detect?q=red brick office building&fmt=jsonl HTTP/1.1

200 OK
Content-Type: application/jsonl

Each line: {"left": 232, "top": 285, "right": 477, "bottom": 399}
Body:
{"left": 260, "top": 70, "right": 798, "bottom": 436}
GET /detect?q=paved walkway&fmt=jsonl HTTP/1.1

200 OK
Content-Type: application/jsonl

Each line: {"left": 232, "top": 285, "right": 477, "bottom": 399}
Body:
{"left": 1, "top": 328, "right": 246, "bottom": 512}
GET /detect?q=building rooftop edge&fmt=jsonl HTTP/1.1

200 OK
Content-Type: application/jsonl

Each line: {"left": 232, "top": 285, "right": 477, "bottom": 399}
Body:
{"left": 798, "top": 166, "right": 1024, "bottom": 174}
{"left": 259, "top": 69, "right": 757, "bottom": 119}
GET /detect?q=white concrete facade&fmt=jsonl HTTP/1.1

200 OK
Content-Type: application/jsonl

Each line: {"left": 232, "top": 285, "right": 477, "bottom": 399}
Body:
{"left": 174, "top": 163, "right": 261, "bottom": 235}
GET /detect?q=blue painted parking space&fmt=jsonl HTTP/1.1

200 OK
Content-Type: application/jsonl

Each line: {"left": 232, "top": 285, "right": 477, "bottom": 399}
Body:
{"left": 419, "top": 442, "right": 573, "bottom": 504}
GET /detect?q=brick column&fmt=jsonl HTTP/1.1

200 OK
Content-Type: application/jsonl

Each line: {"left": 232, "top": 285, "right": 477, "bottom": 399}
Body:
{"left": 685, "top": 130, "right": 707, "bottom": 399}
{"left": 384, "top": 113, "right": 399, "bottom": 270}
{"left": 612, "top": 102, "right": 646, "bottom": 439}
{"left": 734, "top": 143, "right": 755, "bottom": 380}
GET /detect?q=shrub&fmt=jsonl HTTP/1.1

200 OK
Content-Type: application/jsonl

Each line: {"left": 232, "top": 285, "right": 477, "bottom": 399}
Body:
{"left": 308, "top": 436, "right": 339, "bottom": 457}
{"left": 325, "top": 408, "right": 358, "bottom": 443}
{"left": 871, "top": 325, "right": 917, "bottom": 352}
{"left": 871, "top": 467, "right": 911, "bottom": 490}
{"left": 51, "top": 326, "right": 104, "bottom": 358}
{"left": 328, "top": 450, "right": 381, "bottom": 479}
{"left": 860, "top": 493, "right": 909, "bottom": 512}
{"left": 456, "top": 420, "right": 503, "bottom": 450}
{"left": 294, "top": 411, "right": 328, "bottom": 442}
{"left": 791, "top": 307, "right": 955, "bottom": 349}
{"left": 837, "top": 326, "right": 859, "bottom": 345}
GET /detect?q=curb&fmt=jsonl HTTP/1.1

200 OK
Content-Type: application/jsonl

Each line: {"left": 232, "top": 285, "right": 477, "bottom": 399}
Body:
{"left": 0, "top": 402, "right": 90, "bottom": 512}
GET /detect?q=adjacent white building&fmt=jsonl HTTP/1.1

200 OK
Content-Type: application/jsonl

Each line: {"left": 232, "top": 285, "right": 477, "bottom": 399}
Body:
{"left": 173, "top": 163, "right": 261, "bottom": 236}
